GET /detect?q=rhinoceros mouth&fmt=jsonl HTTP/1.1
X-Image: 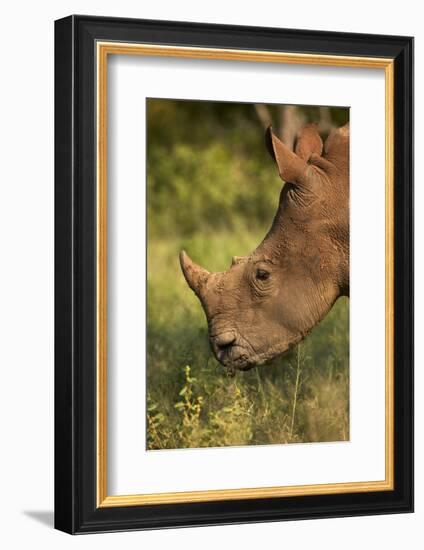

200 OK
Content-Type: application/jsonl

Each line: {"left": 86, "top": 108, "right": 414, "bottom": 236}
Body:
{"left": 223, "top": 353, "right": 251, "bottom": 370}
{"left": 216, "top": 333, "right": 303, "bottom": 373}
{"left": 209, "top": 331, "right": 256, "bottom": 370}
{"left": 217, "top": 346, "right": 250, "bottom": 369}
{"left": 214, "top": 339, "right": 271, "bottom": 372}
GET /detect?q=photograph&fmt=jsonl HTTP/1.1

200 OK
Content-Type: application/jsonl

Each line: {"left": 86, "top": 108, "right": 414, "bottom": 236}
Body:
{"left": 52, "top": 14, "right": 413, "bottom": 534}
{"left": 146, "top": 98, "right": 350, "bottom": 450}
{"left": 0, "top": 0, "right": 418, "bottom": 543}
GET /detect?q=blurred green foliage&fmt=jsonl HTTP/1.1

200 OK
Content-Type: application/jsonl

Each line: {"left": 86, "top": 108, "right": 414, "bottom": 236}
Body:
{"left": 146, "top": 99, "right": 349, "bottom": 449}
{"left": 147, "top": 99, "right": 349, "bottom": 239}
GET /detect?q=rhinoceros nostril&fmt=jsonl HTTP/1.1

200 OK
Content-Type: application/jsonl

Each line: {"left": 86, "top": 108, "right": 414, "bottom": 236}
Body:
{"left": 214, "top": 332, "right": 236, "bottom": 350}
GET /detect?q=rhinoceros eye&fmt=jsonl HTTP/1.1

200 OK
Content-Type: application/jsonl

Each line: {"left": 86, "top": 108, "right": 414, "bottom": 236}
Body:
{"left": 256, "top": 268, "right": 270, "bottom": 281}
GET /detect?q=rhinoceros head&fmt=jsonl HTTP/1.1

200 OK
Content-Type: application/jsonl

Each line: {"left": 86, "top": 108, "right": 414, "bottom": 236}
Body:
{"left": 180, "top": 123, "right": 349, "bottom": 371}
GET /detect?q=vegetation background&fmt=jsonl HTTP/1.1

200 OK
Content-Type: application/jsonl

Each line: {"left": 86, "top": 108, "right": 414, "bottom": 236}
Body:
{"left": 146, "top": 99, "right": 350, "bottom": 450}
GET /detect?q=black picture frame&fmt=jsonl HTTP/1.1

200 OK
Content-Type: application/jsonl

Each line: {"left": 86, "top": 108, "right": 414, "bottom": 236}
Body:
{"left": 55, "top": 15, "right": 414, "bottom": 534}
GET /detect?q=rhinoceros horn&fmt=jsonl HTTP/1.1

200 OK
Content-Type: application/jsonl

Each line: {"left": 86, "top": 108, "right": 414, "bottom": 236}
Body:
{"left": 179, "top": 250, "right": 210, "bottom": 297}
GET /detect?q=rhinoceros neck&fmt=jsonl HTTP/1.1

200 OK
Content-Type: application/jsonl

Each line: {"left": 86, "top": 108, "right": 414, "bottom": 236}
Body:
{"left": 253, "top": 199, "right": 302, "bottom": 260}
{"left": 254, "top": 197, "right": 349, "bottom": 298}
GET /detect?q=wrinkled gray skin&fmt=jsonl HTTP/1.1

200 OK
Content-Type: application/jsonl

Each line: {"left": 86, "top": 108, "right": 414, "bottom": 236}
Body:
{"left": 180, "top": 123, "right": 349, "bottom": 371}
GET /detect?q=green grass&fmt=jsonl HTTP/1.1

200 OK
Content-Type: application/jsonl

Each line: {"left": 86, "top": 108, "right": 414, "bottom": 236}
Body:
{"left": 146, "top": 230, "right": 349, "bottom": 450}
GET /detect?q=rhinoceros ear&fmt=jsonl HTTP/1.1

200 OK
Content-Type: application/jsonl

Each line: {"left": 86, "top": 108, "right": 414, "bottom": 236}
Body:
{"left": 324, "top": 123, "right": 349, "bottom": 168}
{"left": 265, "top": 126, "right": 309, "bottom": 188}
{"left": 294, "top": 123, "right": 323, "bottom": 161}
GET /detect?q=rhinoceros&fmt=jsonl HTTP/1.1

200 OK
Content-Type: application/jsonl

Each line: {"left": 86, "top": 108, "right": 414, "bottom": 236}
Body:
{"left": 180, "top": 123, "right": 349, "bottom": 371}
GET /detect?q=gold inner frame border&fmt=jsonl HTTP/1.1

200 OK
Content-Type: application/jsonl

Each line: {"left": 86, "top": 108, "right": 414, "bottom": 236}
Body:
{"left": 96, "top": 42, "right": 394, "bottom": 508}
